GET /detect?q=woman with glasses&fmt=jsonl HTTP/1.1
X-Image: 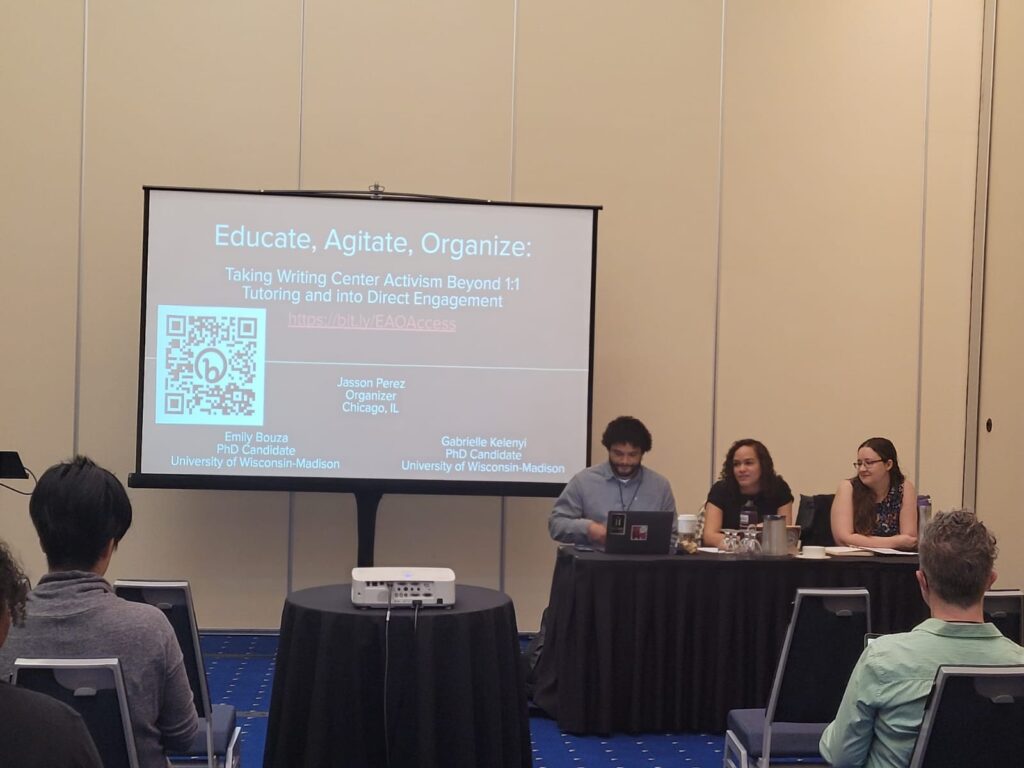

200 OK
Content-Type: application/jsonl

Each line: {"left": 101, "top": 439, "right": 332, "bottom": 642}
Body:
{"left": 702, "top": 438, "right": 793, "bottom": 548}
{"left": 830, "top": 437, "right": 918, "bottom": 550}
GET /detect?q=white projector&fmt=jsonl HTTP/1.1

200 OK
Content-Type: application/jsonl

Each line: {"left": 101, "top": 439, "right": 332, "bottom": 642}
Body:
{"left": 351, "top": 567, "right": 456, "bottom": 608}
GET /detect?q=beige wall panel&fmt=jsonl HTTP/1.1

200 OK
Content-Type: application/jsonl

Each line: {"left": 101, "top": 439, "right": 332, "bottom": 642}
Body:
{"left": 715, "top": 1, "right": 928, "bottom": 501}
{"left": 71, "top": 2, "right": 302, "bottom": 626}
{"left": 375, "top": 495, "right": 501, "bottom": 588}
{"left": 295, "top": 1, "right": 515, "bottom": 603}
{"left": 977, "top": 1, "right": 1024, "bottom": 591}
{"left": 77, "top": 0, "right": 302, "bottom": 463}
{"left": 300, "top": 0, "right": 513, "bottom": 197}
{"left": 291, "top": 492, "right": 359, "bottom": 591}
{"left": 0, "top": 4, "right": 84, "bottom": 580}
{"left": 107, "top": 490, "right": 288, "bottom": 628}
{"left": 514, "top": 1, "right": 723, "bottom": 511}
{"left": 503, "top": 497, "right": 559, "bottom": 632}
{"left": 918, "top": 0, "right": 984, "bottom": 512}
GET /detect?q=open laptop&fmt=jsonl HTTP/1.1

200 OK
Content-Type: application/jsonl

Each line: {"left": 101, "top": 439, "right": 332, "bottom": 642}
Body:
{"left": 603, "top": 510, "right": 675, "bottom": 554}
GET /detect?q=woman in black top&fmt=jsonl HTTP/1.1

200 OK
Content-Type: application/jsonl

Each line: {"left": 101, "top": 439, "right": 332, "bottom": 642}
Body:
{"left": 702, "top": 438, "right": 793, "bottom": 548}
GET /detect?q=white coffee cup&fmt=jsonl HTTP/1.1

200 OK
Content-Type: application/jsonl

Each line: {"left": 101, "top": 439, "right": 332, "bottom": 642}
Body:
{"left": 678, "top": 514, "right": 698, "bottom": 535}
{"left": 802, "top": 545, "right": 827, "bottom": 559}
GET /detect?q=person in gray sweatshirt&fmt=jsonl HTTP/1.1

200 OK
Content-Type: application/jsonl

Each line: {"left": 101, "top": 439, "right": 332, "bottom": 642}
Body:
{"left": 0, "top": 456, "right": 198, "bottom": 768}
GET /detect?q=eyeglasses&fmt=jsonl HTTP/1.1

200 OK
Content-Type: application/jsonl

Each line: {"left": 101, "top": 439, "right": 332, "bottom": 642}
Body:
{"left": 853, "top": 459, "right": 885, "bottom": 469}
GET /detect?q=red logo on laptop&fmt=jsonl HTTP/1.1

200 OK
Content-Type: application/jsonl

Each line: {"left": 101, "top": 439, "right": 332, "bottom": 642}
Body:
{"left": 629, "top": 524, "right": 649, "bottom": 541}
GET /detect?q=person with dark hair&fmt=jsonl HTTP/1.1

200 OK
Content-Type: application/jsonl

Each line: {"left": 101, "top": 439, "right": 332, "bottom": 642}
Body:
{"left": 0, "top": 456, "right": 198, "bottom": 768}
{"left": 830, "top": 437, "right": 918, "bottom": 550}
{"left": 0, "top": 538, "right": 103, "bottom": 768}
{"left": 702, "top": 438, "right": 793, "bottom": 548}
{"left": 549, "top": 416, "right": 676, "bottom": 546}
{"left": 820, "top": 510, "right": 1024, "bottom": 767}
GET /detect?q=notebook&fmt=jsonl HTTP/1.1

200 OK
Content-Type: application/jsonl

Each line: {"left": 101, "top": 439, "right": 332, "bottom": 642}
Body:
{"left": 603, "top": 510, "right": 675, "bottom": 554}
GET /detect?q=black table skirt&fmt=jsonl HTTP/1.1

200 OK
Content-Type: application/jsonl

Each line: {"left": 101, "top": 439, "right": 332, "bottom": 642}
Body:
{"left": 263, "top": 584, "right": 531, "bottom": 768}
{"left": 532, "top": 548, "right": 928, "bottom": 735}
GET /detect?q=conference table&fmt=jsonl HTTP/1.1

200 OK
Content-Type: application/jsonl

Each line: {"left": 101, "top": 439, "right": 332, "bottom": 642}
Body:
{"left": 263, "top": 583, "right": 531, "bottom": 768}
{"left": 532, "top": 546, "right": 927, "bottom": 735}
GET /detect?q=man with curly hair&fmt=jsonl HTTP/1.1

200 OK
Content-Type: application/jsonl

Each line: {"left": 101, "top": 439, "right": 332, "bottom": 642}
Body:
{"left": 549, "top": 415, "right": 676, "bottom": 546}
{"left": 0, "top": 539, "right": 103, "bottom": 767}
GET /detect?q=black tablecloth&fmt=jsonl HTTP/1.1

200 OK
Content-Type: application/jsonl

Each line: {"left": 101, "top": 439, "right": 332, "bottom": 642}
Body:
{"left": 263, "top": 584, "right": 531, "bottom": 768}
{"left": 532, "top": 548, "right": 928, "bottom": 735}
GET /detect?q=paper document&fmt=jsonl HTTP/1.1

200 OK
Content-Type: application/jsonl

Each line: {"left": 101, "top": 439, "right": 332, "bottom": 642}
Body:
{"left": 856, "top": 546, "right": 917, "bottom": 556}
{"left": 825, "top": 546, "right": 873, "bottom": 557}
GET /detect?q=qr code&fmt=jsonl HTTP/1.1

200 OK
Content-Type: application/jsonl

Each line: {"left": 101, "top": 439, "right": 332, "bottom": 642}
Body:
{"left": 155, "top": 306, "right": 266, "bottom": 425}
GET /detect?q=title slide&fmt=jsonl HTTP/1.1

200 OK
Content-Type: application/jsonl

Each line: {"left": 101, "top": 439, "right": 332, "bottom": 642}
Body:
{"left": 132, "top": 188, "right": 597, "bottom": 493}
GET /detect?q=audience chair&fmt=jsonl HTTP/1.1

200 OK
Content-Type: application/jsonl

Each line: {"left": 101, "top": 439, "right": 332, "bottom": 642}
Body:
{"left": 795, "top": 494, "right": 836, "bottom": 547}
{"left": 13, "top": 657, "right": 140, "bottom": 768}
{"left": 723, "top": 588, "right": 871, "bottom": 768}
{"left": 114, "top": 580, "right": 240, "bottom": 768}
{"left": 983, "top": 589, "right": 1023, "bottom": 644}
{"left": 908, "top": 664, "right": 1024, "bottom": 767}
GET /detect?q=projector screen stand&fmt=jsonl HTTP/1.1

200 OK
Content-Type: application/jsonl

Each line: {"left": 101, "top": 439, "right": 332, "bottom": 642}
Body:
{"left": 356, "top": 490, "right": 383, "bottom": 567}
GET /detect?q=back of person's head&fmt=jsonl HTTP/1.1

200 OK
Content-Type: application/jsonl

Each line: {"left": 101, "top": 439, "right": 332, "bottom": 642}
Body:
{"left": 0, "top": 539, "right": 29, "bottom": 632}
{"left": 601, "top": 416, "right": 653, "bottom": 452}
{"left": 29, "top": 456, "right": 133, "bottom": 571}
{"left": 918, "top": 509, "right": 996, "bottom": 608}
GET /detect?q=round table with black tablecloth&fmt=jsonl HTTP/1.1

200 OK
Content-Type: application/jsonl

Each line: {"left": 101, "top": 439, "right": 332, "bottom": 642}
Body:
{"left": 532, "top": 547, "right": 927, "bottom": 735}
{"left": 263, "top": 583, "right": 531, "bottom": 768}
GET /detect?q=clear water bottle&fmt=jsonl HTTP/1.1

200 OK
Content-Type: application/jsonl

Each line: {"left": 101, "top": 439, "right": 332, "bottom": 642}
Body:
{"left": 739, "top": 499, "right": 759, "bottom": 528}
{"left": 917, "top": 495, "right": 932, "bottom": 530}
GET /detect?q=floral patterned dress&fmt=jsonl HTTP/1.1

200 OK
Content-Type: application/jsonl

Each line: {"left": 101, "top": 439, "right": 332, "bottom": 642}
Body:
{"left": 872, "top": 482, "right": 903, "bottom": 536}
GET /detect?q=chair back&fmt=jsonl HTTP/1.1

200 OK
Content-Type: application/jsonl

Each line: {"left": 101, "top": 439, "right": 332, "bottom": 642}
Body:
{"left": 114, "top": 580, "right": 210, "bottom": 719}
{"left": 908, "top": 665, "right": 1024, "bottom": 767}
{"left": 795, "top": 494, "right": 836, "bottom": 547}
{"left": 13, "top": 658, "right": 140, "bottom": 768}
{"left": 984, "top": 590, "right": 1024, "bottom": 644}
{"left": 767, "top": 588, "right": 870, "bottom": 724}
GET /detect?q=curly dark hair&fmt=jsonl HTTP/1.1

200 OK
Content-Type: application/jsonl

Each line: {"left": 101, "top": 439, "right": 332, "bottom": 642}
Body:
{"left": 600, "top": 416, "right": 653, "bottom": 453}
{"left": 0, "top": 539, "right": 30, "bottom": 627}
{"left": 851, "top": 437, "right": 906, "bottom": 534}
{"left": 717, "top": 438, "right": 784, "bottom": 496}
{"left": 919, "top": 510, "right": 996, "bottom": 607}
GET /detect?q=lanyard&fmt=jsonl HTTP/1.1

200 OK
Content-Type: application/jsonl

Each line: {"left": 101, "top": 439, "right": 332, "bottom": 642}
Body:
{"left": 617, "top": 467, "right": 644, "bottom": 512}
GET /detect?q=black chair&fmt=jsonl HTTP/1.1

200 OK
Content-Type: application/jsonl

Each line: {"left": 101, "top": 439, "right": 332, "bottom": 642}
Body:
{"left": 908, "top": 665, "right": 1024, "bottom": 767}
{"left": 796, "top": 494, "right": 836, "bottom": 547}
{"left": 984, "top": 589, "right": 1023, "bottom": 644}
{"left": 14, "top": 657, "right": 140, "bottom": 768}
{"left": 723, "top": 588, "right": 870, "bottom": 768}
{"left": 114, "top": 580, "right": 240, "bottom": 768}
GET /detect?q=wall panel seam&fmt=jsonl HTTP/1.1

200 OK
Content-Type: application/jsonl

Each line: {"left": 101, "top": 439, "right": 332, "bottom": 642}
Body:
{"left": 710, "top": 0, "right": 728, "bottom": 484}
{"left": 73, "top": 0, "right": 90, "bottom": 457}
{"left": 914, "top": 0, "right": 935, "bottom": 488}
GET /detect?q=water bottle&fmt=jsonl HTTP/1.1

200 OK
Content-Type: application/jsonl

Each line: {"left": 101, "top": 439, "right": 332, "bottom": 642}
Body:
{"left": 917, "top": 495, "right": 932, "bottom": 530}
{"left": 739, "top": 499, "right": 759, "bottom": 528}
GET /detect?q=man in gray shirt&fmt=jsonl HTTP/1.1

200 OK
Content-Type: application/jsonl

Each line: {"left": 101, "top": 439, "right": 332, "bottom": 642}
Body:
{"left": 549, "top": 416, "right": 676, "bottom": 546}
{"left": 0, "top": 456, "right": 198, "bottom": 768}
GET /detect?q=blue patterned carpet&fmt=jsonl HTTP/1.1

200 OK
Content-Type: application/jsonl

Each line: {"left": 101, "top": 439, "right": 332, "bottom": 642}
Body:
{"left": 200, "top": 633, "right": 821, "bottom": 767}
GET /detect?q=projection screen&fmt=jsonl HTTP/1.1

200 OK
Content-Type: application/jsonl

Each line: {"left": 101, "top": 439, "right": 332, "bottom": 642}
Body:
{"left": 130, "top": 187, "right": 598, "bottom": 495}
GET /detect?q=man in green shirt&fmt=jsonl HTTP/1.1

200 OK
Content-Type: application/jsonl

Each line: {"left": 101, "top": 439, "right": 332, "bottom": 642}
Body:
{"left": 819, "top": 510, "right": 1024, "bottom": 767}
